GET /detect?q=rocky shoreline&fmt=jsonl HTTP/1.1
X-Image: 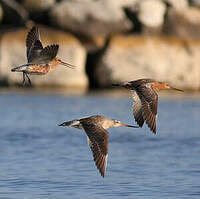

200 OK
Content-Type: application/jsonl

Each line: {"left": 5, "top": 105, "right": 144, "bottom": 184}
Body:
{"left": 0, "top": 0, "right": 200, "bottom": 91}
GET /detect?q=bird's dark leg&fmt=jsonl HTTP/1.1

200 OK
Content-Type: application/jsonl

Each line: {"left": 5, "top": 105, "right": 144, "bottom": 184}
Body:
{"left": 25, "top": 73, "right": 32, "bottom": 86}
{"left": 22, "top": 72, "right": 26, "bottom": 86}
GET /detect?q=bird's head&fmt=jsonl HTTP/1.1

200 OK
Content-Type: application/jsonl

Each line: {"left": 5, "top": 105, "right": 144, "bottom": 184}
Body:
{"left": 113, "top": 120, "right": 139, "bottom": 128}
{"left": 152, "top": 81, "right": 184, "bottom": 92}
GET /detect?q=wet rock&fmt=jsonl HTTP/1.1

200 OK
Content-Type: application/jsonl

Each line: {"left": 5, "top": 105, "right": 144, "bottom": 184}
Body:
{"left": 164, "top": 0, "right": 188, "bottom": 9}
{"left": 0, "top": 27, "right": 88, "bottom": 88}
{"left": 95, "top": 35, "right": 200, "bottom": 90}
{"left": 165, "top": 7, "right": 200, "bottom": 39}
{"left": 50, "top": 0, "right": 136, "bottom": 36}
{"left": 138, "top": 0, "right": 166, "bottom": 34}
{"left": 189, "top": 0, "right": 200, "bottom": 7}
{"left": 24, "top": 0, "right": 55, "bottom": 11}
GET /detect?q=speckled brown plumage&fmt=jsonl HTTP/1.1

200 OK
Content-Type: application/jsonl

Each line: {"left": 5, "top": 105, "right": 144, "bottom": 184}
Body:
{"left": 11, "top": 26, "right": 76, "bottom": 86}
{"left": 59, "top": 115, "right": 138, "bottom": 177}
{"left": 113, "top": 79, "right": 183, "bottom": 134}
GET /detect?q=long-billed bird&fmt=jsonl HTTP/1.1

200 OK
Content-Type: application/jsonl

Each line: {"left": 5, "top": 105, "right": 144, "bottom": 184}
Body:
{"left": 112, "top": 79, "right": 183, "bottom": 134}
{"left": 58, "top": 115, "right": 138, "bottom": 177}
{"left": 11, "top": 26, "right": 76, "bottom": 86}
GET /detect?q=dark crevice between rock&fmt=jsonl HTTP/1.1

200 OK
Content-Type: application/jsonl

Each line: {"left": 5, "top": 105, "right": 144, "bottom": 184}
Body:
{"left": 123, "top": 7, "right": 142, "bottom": 33}
{"left": 0, "top": 77, "right": 9, "bottom": 87}
{"left": 28, "top": 10, "right": 51, "bottom": 26}
{"left": 162, "top": 0, "right": 171, "bottom": 8}
{"left": 85, "top": 36, "right": 111, "bottom": 90}
{"left": 162, "top": 1, "right": 171, "bottom": 35}
{"left": 1, "top": 0, "right": 29, "bottom": 28}
{"left": 1, "top": 0, "right": 53, "bottom": 29}
{"left": 188, "top": 0, "right": 197, "bottom": 6}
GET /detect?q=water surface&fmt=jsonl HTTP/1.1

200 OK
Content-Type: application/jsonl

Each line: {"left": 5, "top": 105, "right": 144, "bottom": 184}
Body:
{"left": 0, "top": 92, "right": 199, "bottom": 199}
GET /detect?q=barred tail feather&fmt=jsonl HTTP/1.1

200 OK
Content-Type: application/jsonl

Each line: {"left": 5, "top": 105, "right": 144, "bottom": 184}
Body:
{"left": 112, "top": 83, "right": 121, "bottom": 87}
{"left": 11, "top": 63, "right": 31, "bottom": 72}
{"left": 58, "top": 120, "right": 80, "bottom": 127}
{"left": 112, "top": 81, "right": 132, "bottom": 89}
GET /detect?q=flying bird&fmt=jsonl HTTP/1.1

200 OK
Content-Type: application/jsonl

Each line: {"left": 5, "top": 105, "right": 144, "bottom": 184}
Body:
{"left": 112, "top": 79, "right": 183, "bottom": 134}
{"left": 11, "top": 26, "right": 76, "bottom": 86}
{"left": 58, "top": 115, "right": 138, "bottom": 177}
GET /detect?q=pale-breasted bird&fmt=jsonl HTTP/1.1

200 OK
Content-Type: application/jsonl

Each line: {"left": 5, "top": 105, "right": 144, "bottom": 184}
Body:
{"left": 59, "top": 115, "right": 138, "bottom": 177}
{"left": 112, "top": 79, "right": 183, "bottom": 134}
{"left": 11, "top": 26, "right": 76, "bottom": 86}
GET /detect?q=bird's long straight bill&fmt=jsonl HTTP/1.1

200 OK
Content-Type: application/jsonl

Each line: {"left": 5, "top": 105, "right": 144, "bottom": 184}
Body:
{"left": 60, "top": 61, "right": 77, "bottom": 69}
{"left": 121, "top": 123, "right": 139, "bottom": 128}
{"left": 170, "top": 87, "right": 184, "bottom": 92}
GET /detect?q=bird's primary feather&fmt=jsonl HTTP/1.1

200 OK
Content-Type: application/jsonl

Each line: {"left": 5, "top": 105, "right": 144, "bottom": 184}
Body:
{"left": 131, "top": 83, "right": 158, "bottom": 133}
{"left": 30, "top": 44, "right": 59, "bottom": 64}
{"left": 26, "top": 26, "right": 43, "bottom": 63}
{"left": 82, "top": 123, "right": 109, "bottom": 177}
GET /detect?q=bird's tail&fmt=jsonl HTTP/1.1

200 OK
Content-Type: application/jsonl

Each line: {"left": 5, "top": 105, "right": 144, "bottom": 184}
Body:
{"left": 112, "top": 81, "right": 131, "bottom": 88}
{"left": 58, "top": 119, "right": 80, "bottom": 127}
{"left": 112, "top": 83, "right": 121, "bottom": 87}
{"left": 11, "top": 63, "right": 30, "bottom": 72}
{"left": 59, "top": 60, "right": 77, "bottom": 69}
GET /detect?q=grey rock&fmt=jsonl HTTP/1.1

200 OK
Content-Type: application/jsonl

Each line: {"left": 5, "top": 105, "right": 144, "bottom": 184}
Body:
{"left": 24, "top": 0, "right": 55, "bottom": 11}
{"left": 164, "top": 0, "right": 188, "bottom": 9}
{"left": 165, "top": 7, "right": 200, "bottom": 39}
{"left": 189, "top": 0, "right": 200, "bottom": 7}
{"left": 0, "top": 27, "right": 88, "bottom": 88}
{"left": 95, "top": 35, "right": 200, "bottom": 90}
{"left": 138, "top": 0, "right": 166, "bottom": 34}
{"left": 50, "top": 0, "right": 137, "bottom": 36}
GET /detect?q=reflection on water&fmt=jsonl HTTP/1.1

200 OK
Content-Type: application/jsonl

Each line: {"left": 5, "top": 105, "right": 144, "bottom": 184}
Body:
{"left": 0, "top": 90, "right": 200, "bottom": 199}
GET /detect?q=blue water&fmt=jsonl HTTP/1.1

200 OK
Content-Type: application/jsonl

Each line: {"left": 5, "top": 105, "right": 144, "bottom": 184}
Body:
{"left": 0, "top": 91, "right": 200, "bottom": 199}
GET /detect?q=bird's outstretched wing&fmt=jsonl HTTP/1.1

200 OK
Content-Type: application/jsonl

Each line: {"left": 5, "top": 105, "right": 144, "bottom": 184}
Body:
{"left": 26, "top": 26, "right": 43, "bottom": 63}
{"left": 30, "top": 44, "right": 59, "bottom": 65}
{"left": 134, "top": 85, "right": 158, "bottom": 134}
{"left": 131, "top": 90, "right": 145, "bottom": 128}
{"left": 82, "top": 123, "right": 109, "bottom": 177}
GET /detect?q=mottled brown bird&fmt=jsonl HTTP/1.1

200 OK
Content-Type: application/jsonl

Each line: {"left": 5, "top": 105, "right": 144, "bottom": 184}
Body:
{"left": 11, "top": 26, "right": 76, "bottom": 86}
{"left": 59, "top": 115, "right": 138, "bottom": 177}
{"left": 112, "top": 79, "right": 183, "bottom": 134}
